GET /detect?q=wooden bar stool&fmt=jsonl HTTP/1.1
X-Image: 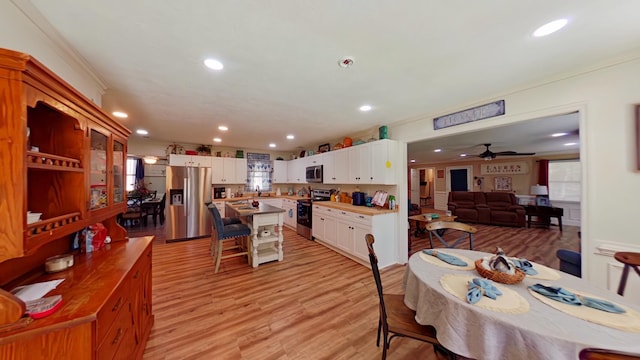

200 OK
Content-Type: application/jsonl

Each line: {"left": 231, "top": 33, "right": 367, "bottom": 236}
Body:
{"left": 614, "top": 252, "right": 640, "bottom": 296}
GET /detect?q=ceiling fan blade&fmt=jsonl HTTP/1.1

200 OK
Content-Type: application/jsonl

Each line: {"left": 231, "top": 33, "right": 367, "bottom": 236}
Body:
{"left": 495, "top": 152, "right": 536, "bottom": 156}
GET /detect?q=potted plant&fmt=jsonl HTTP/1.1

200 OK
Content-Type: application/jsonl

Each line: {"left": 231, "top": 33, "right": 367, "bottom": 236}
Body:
{"left": 196, "top": 144, "right": 211, "bottom": 156}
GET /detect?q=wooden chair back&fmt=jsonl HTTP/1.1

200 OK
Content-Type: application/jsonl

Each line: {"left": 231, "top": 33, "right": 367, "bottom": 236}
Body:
{"left": 425, "top": 221, "right": 477, "bottom": 249}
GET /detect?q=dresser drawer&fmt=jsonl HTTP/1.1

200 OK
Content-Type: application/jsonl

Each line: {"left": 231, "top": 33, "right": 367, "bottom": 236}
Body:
{"left": 96, "top": 279, "right": 130, "bottom": 344}
{"left": 97, "top": 301, "right": 135, "bottom": 360}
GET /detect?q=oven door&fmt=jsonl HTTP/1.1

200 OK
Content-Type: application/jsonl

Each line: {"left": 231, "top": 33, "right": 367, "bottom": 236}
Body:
{"left": 297, "top": 200, "right": 311, "bottom": 227}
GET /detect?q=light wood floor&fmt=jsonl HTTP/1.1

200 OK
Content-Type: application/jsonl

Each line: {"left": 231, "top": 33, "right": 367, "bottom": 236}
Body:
{"left": 127, "top": 221, "right": 579, "bottom": 360}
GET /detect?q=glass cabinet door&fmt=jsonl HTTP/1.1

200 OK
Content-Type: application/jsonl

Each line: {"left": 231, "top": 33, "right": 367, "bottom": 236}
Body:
{"left": 113, "top": 140, "right": 125, "bottom": 204}
{"left": 90, "top": 129, "right": 108, "bottom": 210}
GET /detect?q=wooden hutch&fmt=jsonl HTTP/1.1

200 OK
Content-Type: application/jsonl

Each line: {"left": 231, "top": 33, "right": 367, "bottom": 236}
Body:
{"left": 0, "top": 48, "right": 153, "bottom": 359}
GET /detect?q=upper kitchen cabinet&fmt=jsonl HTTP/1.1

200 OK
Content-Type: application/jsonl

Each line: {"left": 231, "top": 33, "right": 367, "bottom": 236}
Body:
{"left": 168, "top": 154, "right": 212, "bottom": 167}
{"left": 323, "top": 148, "right": 349, "bottom": 184}
{"left": 272, "top": 159, "right": 288, "bottom": 183}
{"left": 0, "top": 48, "right": 130, "bottom": 264}
{"left": 348, "top": 139, "right": 398, "bottom": 185}
{"left": 211, "top": 157, "right": 247, "bottom": 184}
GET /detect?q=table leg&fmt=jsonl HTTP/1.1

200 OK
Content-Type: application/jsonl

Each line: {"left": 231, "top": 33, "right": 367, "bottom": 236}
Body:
{"left": 558, "top": 216, "right": 563, "bottom": 232}
{"left": 277, "top": 222, "right": 284, "bottom": 261}
{"left": 250, "top": 224, "right": 259, "bottom": 268}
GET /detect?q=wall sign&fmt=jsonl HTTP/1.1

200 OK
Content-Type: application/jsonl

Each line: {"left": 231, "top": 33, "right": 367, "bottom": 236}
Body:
{"left": 434, "top": 100, "right": 505, "bottom": 130}
{"left": 480, "top": 161, "right": 528, "bottom": 175}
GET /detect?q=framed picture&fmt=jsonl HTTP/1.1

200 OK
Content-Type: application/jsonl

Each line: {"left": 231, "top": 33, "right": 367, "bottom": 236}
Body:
{"left": 318, "top": 143, "right": 330, "bottom": 153}
{"left": 536, "top": 196, "right": 551, "bottom": 206}
{"left": 437, "top": 169, "right": 445, "bottom": 179}
{"left": 494, "top": 176, "right": 512, "bottom": 191}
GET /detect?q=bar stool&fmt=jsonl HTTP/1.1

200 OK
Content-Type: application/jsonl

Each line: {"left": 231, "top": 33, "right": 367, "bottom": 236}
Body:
{"left": 614, "top": 252, "right": 640, "bottom": 296}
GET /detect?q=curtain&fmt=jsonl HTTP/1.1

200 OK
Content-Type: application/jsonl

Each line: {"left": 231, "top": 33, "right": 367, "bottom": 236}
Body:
{"left": 135, "top": 158, "right": 145, "bottom": 189}
{"left": 538, "top": 159, "right": 549, "bottom": 186}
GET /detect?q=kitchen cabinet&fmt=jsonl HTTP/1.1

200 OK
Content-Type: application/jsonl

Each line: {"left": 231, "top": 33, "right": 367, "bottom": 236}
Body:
{"left": 323, "top": 147, "right": 349, "bottom": 184}
{"left": 169, "top": 154, "right": 212, "bottom": 167}
{"left": 211, "top": 157, "right": 247, "bottom": 184}
{"left": 282, "top": 198, "right": 297, "bottom": 229}
{"left": 0, "top": 48, "right": 130, "bottom": 270}
{"left": 287, "top": 158, "right": 306, "bottom": 183}
{"left": 347, "top": 140, "right": 398, "bottom": 185}
{"left": 272, "top": 160, "right": 288, "bottom": 183}
{"left": 0, "top": 237, "right": 154, "bottom": 360}
{"left": 313, "top": 204, "right": 397, "bottom": 267}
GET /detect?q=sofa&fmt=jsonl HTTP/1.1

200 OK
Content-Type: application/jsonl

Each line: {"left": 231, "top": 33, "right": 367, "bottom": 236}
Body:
{"left": 447, "top": 191, "right": 525, "bottom": 227}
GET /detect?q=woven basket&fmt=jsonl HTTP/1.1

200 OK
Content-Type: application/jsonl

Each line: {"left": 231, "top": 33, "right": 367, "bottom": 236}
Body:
{"left": 474, "top": 259, "right": 525, "bottom": 284}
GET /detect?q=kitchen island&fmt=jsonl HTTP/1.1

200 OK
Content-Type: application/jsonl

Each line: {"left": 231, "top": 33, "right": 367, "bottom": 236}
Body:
{"left": 226, "top": 201, "right": 286, "bottom": 267}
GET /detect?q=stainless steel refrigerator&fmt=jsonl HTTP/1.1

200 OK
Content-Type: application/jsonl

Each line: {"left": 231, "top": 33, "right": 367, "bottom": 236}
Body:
{"left": 165, "top": 166, "right": 212, "bottom": 241}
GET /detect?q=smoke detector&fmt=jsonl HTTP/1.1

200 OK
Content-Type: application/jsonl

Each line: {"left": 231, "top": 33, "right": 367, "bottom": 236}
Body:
{"left": 338, "top": 56, "right": 354, "bottom": 68}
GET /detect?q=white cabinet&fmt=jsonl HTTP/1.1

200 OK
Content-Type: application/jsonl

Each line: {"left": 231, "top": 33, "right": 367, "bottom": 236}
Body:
{"left": 272, "top": 160, "right": 288, "bottom": 183}
{"left": 369, "top": 139, "right": 398, "bottom": 185}
{"left": 323, "top": 149, "right": 349, "bottom": 184}
{"left": 212, "top": 157, "right": 247, "bottom": 184}
{"left": 282, "top": 198, "right": 297, "bottom": 229}
{"left": 169, "top": 154, "right": 212, "bottom": 167}
{"left": 287, "top": 158, "right": 306, "bottom": 183}
{"left": 347, "top": 140, "right": 398, "bottom": 185}
{"left": 348, "top": 145, "right": 371, "bottom": 184}
{"left": 312, "top": 208, "right": 324, "bottom": 240}
{"left": 313, "top": 204, "right": 397, "bottom": 267}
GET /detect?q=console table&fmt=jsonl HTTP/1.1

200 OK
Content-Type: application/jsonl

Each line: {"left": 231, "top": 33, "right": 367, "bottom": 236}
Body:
{"left": 524, "top": 205, "right": 564, "bottom": 231}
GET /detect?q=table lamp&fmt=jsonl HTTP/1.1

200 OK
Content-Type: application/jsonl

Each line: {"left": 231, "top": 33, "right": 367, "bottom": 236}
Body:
{"left": 530, "top": 184, "right": 549, "bottom": 206}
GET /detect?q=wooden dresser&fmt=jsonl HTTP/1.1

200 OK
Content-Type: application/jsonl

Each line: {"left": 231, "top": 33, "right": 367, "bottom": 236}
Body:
{"left": 0, "top": 236, "right": 154, "bottom": 359}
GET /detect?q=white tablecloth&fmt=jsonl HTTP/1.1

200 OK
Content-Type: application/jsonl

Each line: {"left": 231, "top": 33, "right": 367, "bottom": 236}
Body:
{"left": 403, "top": 249, "right": 640, "bottom": 360}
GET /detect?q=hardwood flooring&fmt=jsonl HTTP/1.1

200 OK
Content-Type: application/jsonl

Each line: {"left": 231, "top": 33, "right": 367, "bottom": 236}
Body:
{"left": 126, "top": 221, "right": 579, "bottom": 360}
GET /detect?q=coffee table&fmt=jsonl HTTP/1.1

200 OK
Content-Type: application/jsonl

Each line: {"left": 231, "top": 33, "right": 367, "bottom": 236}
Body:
{"left": 408, "top": 211, "right": 457, "bottom": 250}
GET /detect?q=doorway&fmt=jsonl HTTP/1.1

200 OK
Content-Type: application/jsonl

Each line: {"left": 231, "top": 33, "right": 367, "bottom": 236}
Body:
{"left": 446, "top": 165, "right": 473, "bottom": 192}
{"left": 410, "top": 168, "right": 434, "bottom": 208}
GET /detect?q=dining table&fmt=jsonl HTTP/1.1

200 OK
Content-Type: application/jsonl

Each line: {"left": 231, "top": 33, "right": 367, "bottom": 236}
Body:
{"left": 403, "top": 249, "right": 640, "bottom": 360}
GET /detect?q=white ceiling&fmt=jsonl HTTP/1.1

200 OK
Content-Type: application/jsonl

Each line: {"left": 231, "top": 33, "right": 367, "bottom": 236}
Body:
{"left": 22, "top": 1, "right": 640, "bottom": 158}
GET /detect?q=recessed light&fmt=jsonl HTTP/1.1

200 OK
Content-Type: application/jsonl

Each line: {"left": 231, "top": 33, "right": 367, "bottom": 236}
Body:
{"left": 459, "top": 154, "right": 467, "bottom": 157}
{"left": 136, "top": 129, "right": 148, "bottom": 135}
{"left": 564, "top": 142, "right": 577, "bottom": 146}
{"left": 410, "top": 159, "right": 416, "bottom": 163}
{"left": 286, "top": 134, "right": 295, "bottom": 140}
{"left": 533, "top": 19, "right": 568, "bottom": 37}
{"left": 269, "top": 143, "right": 276, "bottom": 148}
{"left": 204, "top": 58, "right": 224, "bottom": 70}
{"left": 112, "top": 111, "right": 128, "bottom": 118}
{"left": 434, "top": 149, "right": 442, "bottom": 153}
{"left": 218, "top": 125, "right": 228, "bottom": 131}
{"left": 359, "top": 105, "right": 372, "bottom": 112}
{"left": 213, "top": 138, "right": 222, "bottom": 142}
{"left": 551, "top": 132, "right": 568, "bottom": 137}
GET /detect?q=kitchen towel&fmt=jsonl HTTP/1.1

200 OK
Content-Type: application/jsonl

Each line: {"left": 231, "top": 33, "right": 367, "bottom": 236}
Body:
{"left": 528, "top": 284, "right": 625, "bottom": 313}
{"left": 466, "top": 278, "right": 503, "bottom": 304}
{"left": 511, "top": 258, "right": 539, "bottom": 275}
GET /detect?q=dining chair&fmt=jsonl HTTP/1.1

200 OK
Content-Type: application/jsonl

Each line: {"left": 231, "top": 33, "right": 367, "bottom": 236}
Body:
{"left": 121, "top": 198, "right": 147, "bottom": 228}
{"left": 425, "top": 221, "right": 477, "bottom": 250}
{"left": 614, "top": 252, "right": 640, "bottom": 296}
{"left": 365, "top": 234, "right": 455, "bottom": 360}
{"left": 208, "top": 205, "right": 251, "bottom": 273}
{"left": 579, "top": 348, "right": 640, "bottom": 359}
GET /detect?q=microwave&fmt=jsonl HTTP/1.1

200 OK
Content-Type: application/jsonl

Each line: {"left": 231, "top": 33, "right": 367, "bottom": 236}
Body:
{"left": 305, "top": 165, "right": 323, "bottom": 183}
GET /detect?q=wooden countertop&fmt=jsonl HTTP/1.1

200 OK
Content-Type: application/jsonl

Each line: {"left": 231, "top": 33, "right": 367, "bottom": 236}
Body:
{"left": 313, "top": 201, "right": 397, "bottom": 216}
{"left": 212, "top": 194, "right": 308, "bottom": 202}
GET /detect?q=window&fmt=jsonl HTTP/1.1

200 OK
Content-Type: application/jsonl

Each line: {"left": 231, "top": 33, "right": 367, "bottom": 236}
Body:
{"left": 548, "top": 160, "right": 581, "bottom": 202}
{"left": 126, "top": 157, "right": 137, "bottom": 191}
{"left": 245, "top": 153, "right": 272, "bottom": 192}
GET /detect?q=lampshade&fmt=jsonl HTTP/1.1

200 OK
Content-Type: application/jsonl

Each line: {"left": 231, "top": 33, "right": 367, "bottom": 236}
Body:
{"left": 530, "top": 184, "right": 548, "bottom": 196}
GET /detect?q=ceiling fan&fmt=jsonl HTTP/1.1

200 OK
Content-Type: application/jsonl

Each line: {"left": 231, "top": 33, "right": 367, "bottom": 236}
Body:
{"left": 476, "top": 143, "right": 535, "bottom": 160}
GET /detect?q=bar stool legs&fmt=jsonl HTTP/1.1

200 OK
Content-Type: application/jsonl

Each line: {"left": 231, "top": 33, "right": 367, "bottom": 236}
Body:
{"left": 614, "top": 252, "right": 640, "bottom": 296}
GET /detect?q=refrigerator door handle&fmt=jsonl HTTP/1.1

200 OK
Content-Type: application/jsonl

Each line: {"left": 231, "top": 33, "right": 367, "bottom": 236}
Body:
{"left": 184, "top": 177, "right": 188, "bottom": 217}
